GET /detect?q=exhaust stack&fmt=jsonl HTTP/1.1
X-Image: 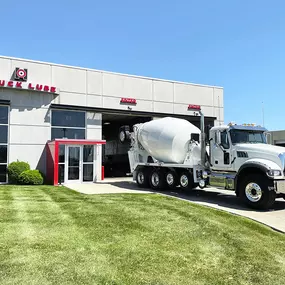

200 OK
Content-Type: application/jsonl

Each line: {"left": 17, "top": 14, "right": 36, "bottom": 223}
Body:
{"left": 188, "top": 104, "right": 206, "bottom": 167}
{"left": 199, "top": 109, "right": 206, "bottom": 167}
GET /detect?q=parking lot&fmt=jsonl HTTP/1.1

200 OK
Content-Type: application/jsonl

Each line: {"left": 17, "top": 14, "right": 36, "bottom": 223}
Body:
{"left": 67, "top": 177, "right": 285, "bottom": 233}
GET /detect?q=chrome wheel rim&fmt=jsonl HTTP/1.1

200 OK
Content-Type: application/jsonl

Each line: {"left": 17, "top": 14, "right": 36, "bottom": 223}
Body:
{"left": 151, "top": 173, "right": 160, "bottom": 187}
{"left": 180, "top": 175, "right": 188, "bottom": 187}
{"left": 245, "top": 182, "right": 262, "bottom": 202}
{"left": 166, "top": 173, "right": 174, "bottom": 185}
{"left": 137, "top": 172, "right": 144, "bottom": 184}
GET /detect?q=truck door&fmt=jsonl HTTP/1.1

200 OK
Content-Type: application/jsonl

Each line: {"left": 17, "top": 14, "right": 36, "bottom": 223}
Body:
{"left": 210, "top": 130, "right": 232, "bottom": 170}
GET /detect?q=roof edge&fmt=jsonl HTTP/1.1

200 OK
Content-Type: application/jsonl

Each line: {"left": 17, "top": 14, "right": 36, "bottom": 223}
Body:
{"left": 0, "top": 55, "right": 224, "bottom": 89}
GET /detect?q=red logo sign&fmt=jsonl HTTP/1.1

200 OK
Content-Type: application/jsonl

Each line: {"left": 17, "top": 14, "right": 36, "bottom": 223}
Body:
{"left": 188, "top": 104, "right": 201, "bottom": 110}
{"left": 0, "top": 80, "right": 57, "bottom": 94}
{"left": 16, "top": 69, "right": 26, "bottom": 79}
{"left": 120, "top": 98, "right": 137, "bottom": 104}
{"left": 14, "top": 67, "right": 28, "bottom": 81}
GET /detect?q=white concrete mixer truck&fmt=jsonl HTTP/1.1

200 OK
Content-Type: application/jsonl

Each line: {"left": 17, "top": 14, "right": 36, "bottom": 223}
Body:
{"left": 119, "top": 106, "right": 285, "bottom": 210}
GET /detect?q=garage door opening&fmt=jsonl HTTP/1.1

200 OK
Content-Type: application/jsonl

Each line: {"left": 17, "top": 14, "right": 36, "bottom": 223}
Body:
{"left": 102, "top": 113, "right": 152, "bottom": 177}
{"left": 102, "top": 112, "right": 215, "bottom": 178}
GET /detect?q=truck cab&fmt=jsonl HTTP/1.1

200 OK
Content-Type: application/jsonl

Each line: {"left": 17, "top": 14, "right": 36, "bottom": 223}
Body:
{"left": 209, "top": 123, "right": 268, "bottom": 171}
{"left": 208, "top": 123, "right": 285, "bottom": 209}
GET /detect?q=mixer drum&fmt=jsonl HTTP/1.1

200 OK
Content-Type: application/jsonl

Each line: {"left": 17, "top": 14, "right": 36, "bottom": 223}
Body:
{"left": 137, "top": 117, "right": 201, "bottom": 163}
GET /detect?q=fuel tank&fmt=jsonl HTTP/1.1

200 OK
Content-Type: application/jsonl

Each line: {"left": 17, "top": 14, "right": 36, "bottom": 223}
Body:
{"left": 136, "top": 117, "right": 201, "bottom": 163}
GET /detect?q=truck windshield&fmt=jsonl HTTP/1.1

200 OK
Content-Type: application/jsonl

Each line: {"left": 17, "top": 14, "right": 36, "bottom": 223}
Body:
{"left": 229, "top": 130, "right": 266, "bottom": 144}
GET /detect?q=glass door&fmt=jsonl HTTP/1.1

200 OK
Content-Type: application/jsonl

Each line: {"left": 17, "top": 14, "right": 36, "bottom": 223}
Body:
{"left": 66, "top": 145, "right": 82, "bottom": 182}
{"left": 83, "top": 145, "right": 95, "bottom": 182}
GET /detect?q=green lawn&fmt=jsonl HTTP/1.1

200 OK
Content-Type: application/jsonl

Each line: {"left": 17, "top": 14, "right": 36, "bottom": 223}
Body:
{"left": 0, "top": 186, "right": 285, "bottom": 285}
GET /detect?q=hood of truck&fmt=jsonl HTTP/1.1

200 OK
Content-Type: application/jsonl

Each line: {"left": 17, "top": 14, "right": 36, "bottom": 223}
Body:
{"left": 235, "top": 143, "right": 285, "bottom": 170}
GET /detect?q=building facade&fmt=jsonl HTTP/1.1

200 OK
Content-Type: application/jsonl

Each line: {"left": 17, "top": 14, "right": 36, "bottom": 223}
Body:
{"left": 0, "top": 55, "right": 224, "bottom": 185}
{"left": 267, "top": 130, "right": 285, "bottom": 147}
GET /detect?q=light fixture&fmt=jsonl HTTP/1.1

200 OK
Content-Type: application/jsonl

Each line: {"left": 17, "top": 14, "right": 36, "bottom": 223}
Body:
{"left": 199, "top": 179, "right": 206, "bottom": 189}
{"left": 202, "top": 171, "right": 208, "bottom": 179}
{"left": 104, "top": 122, "right": 110, "bottom": 125}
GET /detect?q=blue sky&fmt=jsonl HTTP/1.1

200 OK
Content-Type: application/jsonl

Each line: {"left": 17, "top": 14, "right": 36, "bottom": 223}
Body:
{"left": 0, "top": 0, "right": 284, "bottom": 130}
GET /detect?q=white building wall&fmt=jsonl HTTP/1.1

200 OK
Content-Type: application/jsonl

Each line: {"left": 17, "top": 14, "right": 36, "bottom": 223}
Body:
{"left": 0, "top": 56, "right": 224, "bottom": 123}
{"left": 0, "top": 55, "right": 224, "bottom": 181}
{"left": 0, "top": 88, "right": 51, "bottom": 173}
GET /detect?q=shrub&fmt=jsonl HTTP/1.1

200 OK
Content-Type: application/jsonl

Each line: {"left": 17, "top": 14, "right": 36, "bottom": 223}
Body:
{"left": 18, "top": 170, "right": 44, "bottom": 185}
{"left": 7, "top": 160, "right": 30, "bottom": 184}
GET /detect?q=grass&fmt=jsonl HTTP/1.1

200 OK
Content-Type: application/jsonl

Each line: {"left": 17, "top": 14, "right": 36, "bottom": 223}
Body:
{"left": 0, "top": 186, "right": 285, "bottom": 285}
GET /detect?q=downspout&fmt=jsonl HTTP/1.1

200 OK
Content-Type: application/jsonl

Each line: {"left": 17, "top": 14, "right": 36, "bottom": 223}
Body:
{"left": 199, "top": 109, "right": 206, "bottom": 167}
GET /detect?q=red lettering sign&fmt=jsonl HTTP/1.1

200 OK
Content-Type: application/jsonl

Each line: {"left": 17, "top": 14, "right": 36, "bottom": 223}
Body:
{"left": 16, "top": 82, "right": 22, "bottom": 88}
{"left": 120, "top": 98, "right": 137, "bottom": 104}
{"left": 188, "top": 104, "right": 201, "bottom": 110}
{"left": 36, "top": 84, "right": 43, "bottom": 91}
{"left": 28, "top": 83, "right": 35, "bottom": 90}
{"left": 0, "top": 79, "right": 58, "bottom": 94}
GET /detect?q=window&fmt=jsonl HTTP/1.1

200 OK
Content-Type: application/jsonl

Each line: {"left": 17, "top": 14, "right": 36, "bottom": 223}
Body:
{"left": 221, "top": 130, "right": 230, "bottom": 149}
{"left": 51, "top": 110, "right": 86, "bottom": 140}
{"left": 0, "top": 126, "right": 8, "bottom": 143}
{"left": 0, "top": 106, "right": 8, "bottom": 124}
{"left": 51, "top": 128, "right": 85, "bottom": 140}
{"left": 83, "top": 145, "right": 94, "bottom": 181}
{"left": 58, "top": 145, "right": 65, "bottom": 183}
{"left": 52, "top": 110, "right": 85, "bottom": 128}
{"left": 214, "top": 132, "right": 218, "bottom": 143}
{"left": 230, "top": 130, "right": 266, "bottom": 144}
{"left": 0, "top": 146, "right": 8, "bottom": 163}
{"left": 0, "top": 106, "right": 9, "bottom": 183}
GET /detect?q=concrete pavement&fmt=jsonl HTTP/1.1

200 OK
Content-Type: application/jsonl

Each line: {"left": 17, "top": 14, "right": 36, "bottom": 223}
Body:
{"left": 163, "top": 187, "right": 285, "bottom": 233}
{"left": 66, "top": 177, "right": 285, "bottom": 233}
{"left": 66, "top": 178, "right": 152, "bottom": 194}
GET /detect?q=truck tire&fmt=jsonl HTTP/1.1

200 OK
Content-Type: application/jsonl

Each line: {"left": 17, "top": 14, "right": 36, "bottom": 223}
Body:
{"left": 179, "top": 171, "right": 194, "bottom": 191}
{"left": 165, "top": 170, "right": 178, "bottom": 189}
{"left": 238, "top": 173, "right": 276, "bottom": 210}
{"left": 149, "top": 169, "right": 166, "bottom": 190}
{"left": 136, "top": 168, "right": 149, "bottom": 188}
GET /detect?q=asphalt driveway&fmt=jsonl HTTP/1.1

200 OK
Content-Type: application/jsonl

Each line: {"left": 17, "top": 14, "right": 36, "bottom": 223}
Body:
{"left": 68, "top": 178, "right": 285, "bottom": 233}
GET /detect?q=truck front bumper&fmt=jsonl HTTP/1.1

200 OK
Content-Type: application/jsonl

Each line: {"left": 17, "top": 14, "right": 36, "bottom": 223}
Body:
{"left": 275, "top": 180, "right": 285, "bottom": 194}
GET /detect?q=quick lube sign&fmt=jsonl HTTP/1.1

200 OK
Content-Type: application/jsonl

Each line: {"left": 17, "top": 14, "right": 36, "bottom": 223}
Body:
{"left": 0, "top": 80, "right": 58, "bottom": 94}
{"left": 0, "top": 67, "right": 58, "bottom": 94}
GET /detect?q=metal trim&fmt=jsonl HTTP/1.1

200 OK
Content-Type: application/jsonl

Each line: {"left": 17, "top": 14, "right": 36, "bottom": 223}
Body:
{"left": 50, "top": 103, "right": 217, "bottom": 121}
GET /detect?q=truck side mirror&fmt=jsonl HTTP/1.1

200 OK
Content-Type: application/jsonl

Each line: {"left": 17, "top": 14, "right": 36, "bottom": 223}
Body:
{"left": 265, "top": 132, "right": 272, "bottom": 144}
{"left": 216, "top": 131, "right": 221, "bottom": 145}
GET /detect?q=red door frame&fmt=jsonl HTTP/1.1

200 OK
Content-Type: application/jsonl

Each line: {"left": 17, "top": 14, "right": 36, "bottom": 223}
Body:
{"left": 53, "top": 139, "right": 106, "bottom": 185}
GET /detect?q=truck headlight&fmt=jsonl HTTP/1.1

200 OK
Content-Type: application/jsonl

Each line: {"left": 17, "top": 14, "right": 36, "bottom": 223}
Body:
{"left": 267, "top": 170, "right": 282, "bottom": 177}
{"left": 202, "top": 171, "right": 208, "bottom": 179}
{"left": 199, "top": 179, "right": 206, "bottom": 189}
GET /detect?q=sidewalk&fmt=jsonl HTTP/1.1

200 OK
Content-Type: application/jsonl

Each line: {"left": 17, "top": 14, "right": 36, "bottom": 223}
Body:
{"left": 66, "top": 177, "right": 152, "bottom": 194}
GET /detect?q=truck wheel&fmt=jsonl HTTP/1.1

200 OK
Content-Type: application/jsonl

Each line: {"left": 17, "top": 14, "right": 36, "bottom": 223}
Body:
{"left": 165, "top": 170, "right": 178, "bottom": 189}
{"left": 149, "top": 169, "right": 166, "bottom": 190}
{"left": 239, "top": 174, "right": 276, "bottom": 210}
{"left": 179, "top": 171, "right": 194, "bottom": 191}
{"left": 136, "top": 168, "right": 149, "bottom": 188}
